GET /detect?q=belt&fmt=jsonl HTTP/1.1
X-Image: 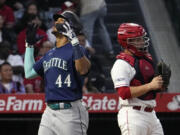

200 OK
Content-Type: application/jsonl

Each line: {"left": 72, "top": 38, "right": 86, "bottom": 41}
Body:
{"left": 132, "top": 106, "right": 153, "bottom": 112}
{"left": 47, "top": 102, "right": 72, "bottom": 110}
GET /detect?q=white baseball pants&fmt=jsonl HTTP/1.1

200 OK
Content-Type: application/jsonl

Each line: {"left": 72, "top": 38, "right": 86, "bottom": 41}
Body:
{"left": 117, "top": 106, "right": 164, "bottom": 135}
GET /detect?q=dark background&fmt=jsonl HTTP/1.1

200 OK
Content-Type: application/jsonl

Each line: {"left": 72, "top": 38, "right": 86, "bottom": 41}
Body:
{"left": 0, "top": 113, "right": 179, "bottom": 135}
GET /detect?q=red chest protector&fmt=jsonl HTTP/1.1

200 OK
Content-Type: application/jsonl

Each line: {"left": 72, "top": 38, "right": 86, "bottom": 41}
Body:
{"left": 116, "top": 52, "right": 156, "bottom": 100}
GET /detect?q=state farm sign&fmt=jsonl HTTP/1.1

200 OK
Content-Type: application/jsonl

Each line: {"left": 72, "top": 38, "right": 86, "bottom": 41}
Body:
{"left": 0, "top": 96, "right": 42, "bottom": 111}
{"left": 0, "top": 94, "right": 119, "bottom": 113}
{"left": 82, "top": 94, "right": 119, "bottom": 113}
{"left": 0, "top": 93, "right": 179, "bottom": 113}
{"left": 0, "top": 94, "right": 46, "bottom": 113}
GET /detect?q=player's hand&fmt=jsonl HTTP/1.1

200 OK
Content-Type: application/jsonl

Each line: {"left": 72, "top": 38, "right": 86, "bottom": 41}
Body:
{"left": 55, "top": 23, "right": 67, "bottom": 34}
{"left": 148, "top": 75, "right": 164, "bottom": 91}
{"left": 155, "top": 60, "right": 171, "bottom": 90}
{"left": 26, "top": 23, "right": 44, "bottom": 47}
{"left": 55, "top": 21, "right": 79, "bottom": 46}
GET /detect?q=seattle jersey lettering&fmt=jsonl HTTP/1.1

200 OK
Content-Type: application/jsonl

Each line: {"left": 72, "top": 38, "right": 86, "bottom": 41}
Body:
{"left": 43, "top": 58, "right": 67, "bottom": 72}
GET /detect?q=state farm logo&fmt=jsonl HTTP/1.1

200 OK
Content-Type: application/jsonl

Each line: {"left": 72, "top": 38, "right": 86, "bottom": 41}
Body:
{"left": 167, "top": 95, "right": 180, "bottom": 111}
{"left": 0, "top": 96, "right": 43, "bottom": 112}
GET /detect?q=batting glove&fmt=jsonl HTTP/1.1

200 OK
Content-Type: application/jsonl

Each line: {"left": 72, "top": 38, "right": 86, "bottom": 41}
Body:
{"left": 55, "top": 21, "right": 79, "bottom": 46}
{"left": 26, "top": 23, "right": 44, "bottom": 48}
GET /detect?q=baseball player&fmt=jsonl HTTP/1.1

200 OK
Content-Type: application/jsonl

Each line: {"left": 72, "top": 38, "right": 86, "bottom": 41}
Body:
{"left": 111, "top": 23, "right": 164, "bottom": 135}
{"left": 24, "top": 10, "right": 91, "bottom": 135}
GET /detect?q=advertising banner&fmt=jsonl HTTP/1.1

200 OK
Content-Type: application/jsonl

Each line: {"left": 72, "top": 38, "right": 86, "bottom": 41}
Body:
{"left": 0, "top": 93, "right": 179, "bottom": 113}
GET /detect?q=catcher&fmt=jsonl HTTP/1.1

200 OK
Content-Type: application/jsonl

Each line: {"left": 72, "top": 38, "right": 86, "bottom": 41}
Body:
{"left": 111, "top": 23, "right": 171, "bottom": 135}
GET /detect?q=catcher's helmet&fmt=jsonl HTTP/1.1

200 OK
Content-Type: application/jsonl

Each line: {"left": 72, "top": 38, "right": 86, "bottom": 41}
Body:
{"left": 117, "top": 23, "right": 149, "bottom": 56}
{"left": 53, "top": 10, "right": 82, "bottom": 34}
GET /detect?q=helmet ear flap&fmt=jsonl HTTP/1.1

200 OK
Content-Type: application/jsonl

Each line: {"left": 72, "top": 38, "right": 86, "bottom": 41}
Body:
{"left": 117, "top": 34, "right": 128, "bottom": 48}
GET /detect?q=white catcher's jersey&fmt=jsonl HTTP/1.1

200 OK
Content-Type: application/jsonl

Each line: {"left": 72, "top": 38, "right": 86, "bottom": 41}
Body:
{"left": 111, "top": 59, "right": 156, "bottom": 108}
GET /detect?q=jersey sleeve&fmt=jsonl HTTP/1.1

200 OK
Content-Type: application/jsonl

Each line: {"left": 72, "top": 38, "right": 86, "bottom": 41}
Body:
{"left": 111, "top": 59, "right": 136, "bottom": 88}
{"left": 33, "top": 57, "right": 44, "bottom": 77}
{"left": 72, "top": 45, "right": 88, "bottom": 61}
{"left": 24, "top": 48, "right": 38, "bottom": 79}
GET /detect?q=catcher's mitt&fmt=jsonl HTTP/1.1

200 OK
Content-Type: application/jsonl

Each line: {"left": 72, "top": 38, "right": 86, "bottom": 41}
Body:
{"left": 155, "top": 60, "right": 171, "bottom": 89}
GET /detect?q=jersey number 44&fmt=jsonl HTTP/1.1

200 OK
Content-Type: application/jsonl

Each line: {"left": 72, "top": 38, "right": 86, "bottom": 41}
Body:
{"left": 55, "top": 74, "right": 71, "bottom": 88}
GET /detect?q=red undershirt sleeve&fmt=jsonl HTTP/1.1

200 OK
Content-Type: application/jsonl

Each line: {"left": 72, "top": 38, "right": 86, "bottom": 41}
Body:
{"left": 116, "top": 86, "right": 132, "bottom": 100}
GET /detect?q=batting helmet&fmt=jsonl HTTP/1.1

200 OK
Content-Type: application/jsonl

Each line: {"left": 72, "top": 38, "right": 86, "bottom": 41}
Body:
{"left": 117, "top": 23, "right": 149, "bottom": 56}
{"left": 53, "top": 10, "right": 83, "bottom": 35}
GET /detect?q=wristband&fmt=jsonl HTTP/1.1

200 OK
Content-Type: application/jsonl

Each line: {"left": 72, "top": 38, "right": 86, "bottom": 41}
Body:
{"left": 71, "top": 37, "right": 79, "bottom": 46}
{"left": 73, "top": 45, "right": 85, "bottom": 60}
{"left": 25, "top": 42, "right": 34, "bottom": 48}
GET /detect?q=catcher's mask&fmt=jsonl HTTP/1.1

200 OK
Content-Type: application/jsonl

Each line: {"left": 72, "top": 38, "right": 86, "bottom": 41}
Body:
{"left": 53, "top": 10, "right": 83, "bottom": 35}
{"left": 117, "top": 23, "right": 150, "bottom": 56}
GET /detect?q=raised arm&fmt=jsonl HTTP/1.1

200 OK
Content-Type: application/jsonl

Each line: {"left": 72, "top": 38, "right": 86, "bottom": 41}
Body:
{"left": 74, "top": 53, "right": 91, "bottom": 75}
{"left": 56, "top": 21, "right": 91, "bottom": 75}
{"left": 72, "top": 38, "right": 91, "bottom": 75}
{"left": 24, "top": 23, "right": 39, "bottom": 79}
